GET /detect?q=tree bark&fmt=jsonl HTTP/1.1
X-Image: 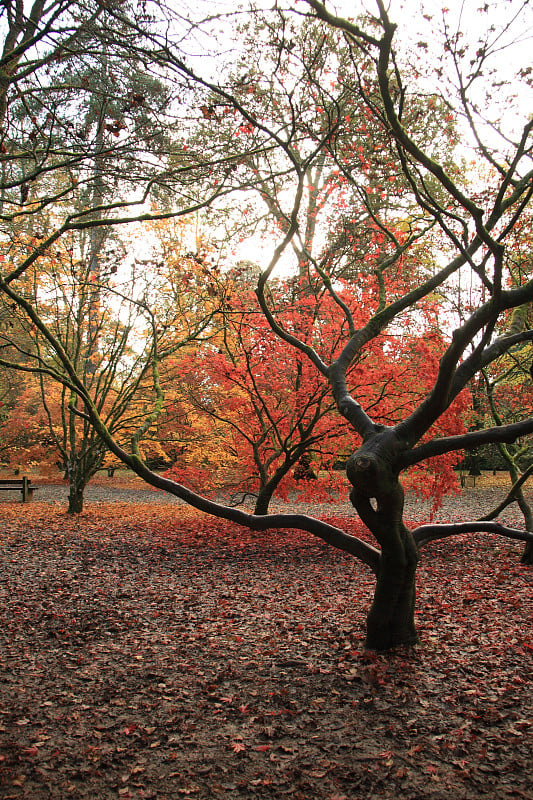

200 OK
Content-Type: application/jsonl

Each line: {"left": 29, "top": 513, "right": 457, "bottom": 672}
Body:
{"left": 68, "top": 483, "right": 85, "bottom": 514}
{"left": 347, "top": 436, "right": 419, "bottom": 650}
{"left": 66, "top": 461, "right": 88, "bottom": 514}
{"left": 252, "top": 458, "right": 302, "bottom": 515}
{"left": 364, "top": 519, "right": 419, "bottom": 650}
{"left": 253, "top": 481, "right": 278, "bottom": 515}
{"left": 515, "top": 490, "right": 533, "bottom": 564}
{"left": 522, "top": 540, "right": 533, "bottom": 565}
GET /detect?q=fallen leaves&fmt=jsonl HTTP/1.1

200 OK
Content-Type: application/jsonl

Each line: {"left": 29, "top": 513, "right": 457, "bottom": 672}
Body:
{"left": 0, "top": 501, "right": 531, "bottom": 800}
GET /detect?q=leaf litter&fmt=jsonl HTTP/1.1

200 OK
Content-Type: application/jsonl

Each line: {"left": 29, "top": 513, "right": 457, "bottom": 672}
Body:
{"left": 0, "top": 499, "right": 531, "bottom": 800}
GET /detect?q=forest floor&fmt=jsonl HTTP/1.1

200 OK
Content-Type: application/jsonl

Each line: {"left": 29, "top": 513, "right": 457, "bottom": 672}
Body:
{"left": 0, "top": 478, "right": 532, "bottom": 800}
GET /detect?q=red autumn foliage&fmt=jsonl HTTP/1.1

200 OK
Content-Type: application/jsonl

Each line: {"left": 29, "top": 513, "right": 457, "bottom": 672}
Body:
{"left": 164, "top": 279, "right": 470, "bottom": 511}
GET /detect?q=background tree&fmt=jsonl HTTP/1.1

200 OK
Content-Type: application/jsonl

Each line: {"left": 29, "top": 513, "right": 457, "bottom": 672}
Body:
{"left": 0, "top": 218, "right": 222, "bottom": 512}
{"left": 0, "top": 373, "right": 60, "bottom": 470}
{"left": 479, "top": 356, "right": 533, "bottom": 564}
{"left": 165, "top": 272, "right": 469, "bottom": 514}
{"left": 0, "top": 0, "right": 251, "bottom": 291}
{"left": 0, "top": 0, "right": 243, "bottom": 510}
{"left": 473, "top": 212, "right": 533, "bottom": 563}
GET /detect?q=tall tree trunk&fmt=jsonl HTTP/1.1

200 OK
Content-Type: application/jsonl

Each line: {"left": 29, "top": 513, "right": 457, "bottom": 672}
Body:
{"left": 68, "top": 484, "right": 85, "bottom": 514}
{"left": 517, "top": 493, "right": 533, "bottom": 565}
{"left": 253, "top": 481, "right": 277, "bottom": 515}
{"left": 365, "top": 521, "right": 419, "bottom": 650}
{"left": 66, "top": 459, "right": 87, "bottom": 514}
{"left": 348, "top": 442, "right": 419, "bottom": 650}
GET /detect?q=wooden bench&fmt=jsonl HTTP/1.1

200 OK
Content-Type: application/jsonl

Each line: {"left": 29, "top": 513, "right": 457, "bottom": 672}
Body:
{"left": 0, "top": 477, "right": 39, "bottom": 502}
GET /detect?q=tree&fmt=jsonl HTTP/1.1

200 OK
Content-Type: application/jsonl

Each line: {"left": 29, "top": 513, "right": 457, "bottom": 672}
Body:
{"left": 0, "top": 216, "right": 223, "bottom": 512}
{"left": 479, "top": 359, "right": 533, "bottom": 564}
{"left": 0, "top": 0, "right": 249, "bottom": 281}
{"left": 474, "top": 214, "right": 533, "bottom": 563}
{"left": 0, "top": 374, "right": 61, "bottom": 470}
{"left": 1, "top": 1, "right": 532, "bottom": 650}
{"left": 0, "top": 0, "right": 237, "bottom": 510}
{"left": 167, "top": 274, "right": 468, "bottom": 514}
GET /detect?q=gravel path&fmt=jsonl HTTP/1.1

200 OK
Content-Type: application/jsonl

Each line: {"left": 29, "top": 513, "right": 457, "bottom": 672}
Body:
{"left": 4, "top": 481, "right": 531, "bottom": 527}
{"left": 31, "top": 482, "right": 184, "bottom": 507}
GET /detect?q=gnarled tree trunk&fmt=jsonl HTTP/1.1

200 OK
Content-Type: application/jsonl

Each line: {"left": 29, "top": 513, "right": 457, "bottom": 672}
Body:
{"left": 347, "top": 439, "right": 419, "bottom": 650}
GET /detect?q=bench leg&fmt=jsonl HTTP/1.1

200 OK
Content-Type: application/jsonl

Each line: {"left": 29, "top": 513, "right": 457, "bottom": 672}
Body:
{"left": 22, "top": 478, "right": 34, "bottom": 502}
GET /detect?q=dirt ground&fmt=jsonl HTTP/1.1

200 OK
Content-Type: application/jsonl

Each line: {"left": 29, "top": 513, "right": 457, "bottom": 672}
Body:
{"left": 0, "top": 488, "right": 532, "bottom": 800}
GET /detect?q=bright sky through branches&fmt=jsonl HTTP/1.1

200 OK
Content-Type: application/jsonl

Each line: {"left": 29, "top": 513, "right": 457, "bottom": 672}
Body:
{"left": 328, "top": 0, "right": 532, "bottom": 148}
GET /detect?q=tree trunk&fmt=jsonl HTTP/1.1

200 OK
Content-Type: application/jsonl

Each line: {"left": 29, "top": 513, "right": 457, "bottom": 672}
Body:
{"left": 522, "top": 540, "right": 533, "bottom": 565}
{"left": 365, "top": 523, "right": 419, "bottom": 650}
{"left": 66, "top": 460, "right": 87, "bottom": 514}
{"left": 253, "top": 482, "right": 276, "bottom": 515}
{"left": 347, "top": 439, "right": 419, "bottom": 650}
{"left": 68, "top": 483, "right": 85, "bottom": 514}
{"left": 516, "top": 491, "right": 533, "bottom": 564}
{"left": 253, "top": 460, "right": 296, "bottom": 515}
{"left": 493, "top": 442, "right": 533, "bottom": 564}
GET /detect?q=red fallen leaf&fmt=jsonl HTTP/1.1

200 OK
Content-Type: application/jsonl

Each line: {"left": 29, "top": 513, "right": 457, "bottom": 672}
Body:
{"left": 123, "top": 724, "right": 137, "bottom": 735}
{"left": 21, "top": 746, "right": 39, "bottom": 757}
{"left": 1, "top": 496, "right": 531, "bottom": 800}
{"left": 255, "top": 744, "right": 270, "bottom": 752}
{"left": 231, "top": 740, "right": 246, "bottom": 753}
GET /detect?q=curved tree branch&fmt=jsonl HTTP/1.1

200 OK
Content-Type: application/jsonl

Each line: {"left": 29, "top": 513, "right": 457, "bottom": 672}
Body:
{"left": 413, "top": 520, "right": 533, "bottom": 549}
{"left": 398, "top": 279, "right": 533, "bottom": 446}
{"left": 449, "top": 329, "right": 533, "bottom": 401}
{"left": 0, "top": 271, "right": 380, "bottom": 574}
{"left": 84, "top": 424, "right": 382, "bottom": 573}
{"left": 400, "top": 418, "right": 533, "bottom": 468}
{"left": 478, "top": 464, "right": 533, "bottom": 522}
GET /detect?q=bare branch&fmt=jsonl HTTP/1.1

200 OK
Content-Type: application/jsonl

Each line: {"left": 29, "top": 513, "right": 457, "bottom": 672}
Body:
{"left": 414, "top": 520, "right": 533, "bottom": 549}
{"left": 401, "top": 418, "right": 533, "bottom": 468}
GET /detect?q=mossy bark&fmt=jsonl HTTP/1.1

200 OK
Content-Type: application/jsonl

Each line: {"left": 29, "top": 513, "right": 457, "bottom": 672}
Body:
{"left": 68, "top": 482, "right": 85, "bottom": 514}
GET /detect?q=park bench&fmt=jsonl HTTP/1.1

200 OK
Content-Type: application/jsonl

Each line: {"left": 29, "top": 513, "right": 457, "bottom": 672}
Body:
{"left": 0, "top": 476, "right": 39, "bottom": 502}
